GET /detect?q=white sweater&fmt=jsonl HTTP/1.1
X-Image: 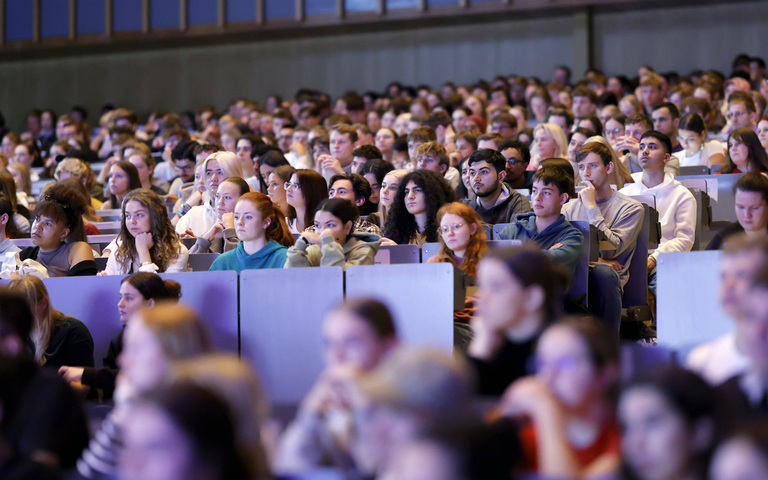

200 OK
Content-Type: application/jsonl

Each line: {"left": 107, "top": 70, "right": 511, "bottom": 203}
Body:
{"left": 104, "top": 237, "right": 189, "bottom": 275}
{"left": 175, "top": 202, "right": 218, "bottom": 237}
{"left": 619, "top": 172, "right": 696, "bottom": 259}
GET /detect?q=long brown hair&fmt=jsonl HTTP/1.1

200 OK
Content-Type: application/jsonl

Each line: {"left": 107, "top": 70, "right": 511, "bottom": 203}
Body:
{"left": 289, "top": 169, "right": 328, "bottom": 230}
{"left": 115, "top": 188, "right": 181, "bottom": 272}
{"left": 434, "top": 202, "right": 488, "bottom": 277}
{"left": 236, "top": 192, "right": 295, "bottom": 247}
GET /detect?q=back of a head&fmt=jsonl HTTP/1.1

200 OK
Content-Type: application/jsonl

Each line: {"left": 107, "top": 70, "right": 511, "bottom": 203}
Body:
{"left": 122, "top": 272, "right": 182, "bottom": 303}
{"left": 358, "top": 346, "right": 474, "bottom": 417}
{"left": 317, "top": 197, "right": 360, "bottom": 225}
{"left": 533, "top": 164, "right": 574, "bottom": 198}
{"left": 0, "top": 287, "right": 33, "bottom": 345}
{"left": 138, "top": 303, "right": 214, "bottom": 360}
{"left": 334, "top": 297, "right": 398, "bottom": 340}
{"left": 172, "top": 353, "right": 269, "bottom": 452}
{"left": 37, "top": 181, "right": 88, "bottom": 243}
{"left": 139, "top": 382, "right": 246, "bottom": 480}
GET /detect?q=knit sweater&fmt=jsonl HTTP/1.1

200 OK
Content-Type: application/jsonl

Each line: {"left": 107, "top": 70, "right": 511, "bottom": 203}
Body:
{"left": 562, "top": 192, "right": 644, "bottom": 287}
{"left": 285, "top": 232, "right": 381, "bottom": 270}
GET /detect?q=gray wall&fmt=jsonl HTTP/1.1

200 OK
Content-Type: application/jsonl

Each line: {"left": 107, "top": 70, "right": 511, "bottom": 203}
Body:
{"left": 0, "top": 1, "right": 765, "bottom": 131}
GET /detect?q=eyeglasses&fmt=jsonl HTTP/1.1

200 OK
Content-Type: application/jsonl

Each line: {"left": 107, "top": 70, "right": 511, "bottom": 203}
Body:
{"left": 284, "top": 182, "right": 301, "bottom": 191}
{"left": 439, "top": 223, "right": 465, "bottom": 235}
{"left": 506, "top": 159, "right": 525, "bottom": 166}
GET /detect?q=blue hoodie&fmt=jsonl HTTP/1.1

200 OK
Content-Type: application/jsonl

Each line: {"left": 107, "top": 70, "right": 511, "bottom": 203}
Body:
{"left": 496, "top": 212, "right": 584, "bottom": 273}
{"left": 209, "top": 240, "right": 288, "bottom": 273}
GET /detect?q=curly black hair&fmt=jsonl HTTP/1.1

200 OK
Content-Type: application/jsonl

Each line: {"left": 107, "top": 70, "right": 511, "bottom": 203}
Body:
{"left": 383, "top": 169, "right": 456, "bottom": 244}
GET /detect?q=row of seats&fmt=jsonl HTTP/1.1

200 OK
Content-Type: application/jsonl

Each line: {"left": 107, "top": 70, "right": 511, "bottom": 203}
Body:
{"left": 1, "top": 264, "right": 461, "bottom": 404}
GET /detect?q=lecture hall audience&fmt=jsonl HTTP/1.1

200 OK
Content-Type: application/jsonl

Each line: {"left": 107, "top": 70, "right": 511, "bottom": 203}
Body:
{"left": 1, "top": 52, "right": 768, "bottom": 480}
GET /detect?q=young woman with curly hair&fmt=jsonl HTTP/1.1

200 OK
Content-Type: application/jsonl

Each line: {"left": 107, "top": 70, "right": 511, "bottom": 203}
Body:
{"left": 426, "top": 202, "right": 488, "bottom": 278}
{"left": 20, "top": 182, "right": 97, "bottom": 276}
{"left": 382, "top": 169, "right": 456, "bottom": 246}
{"left": 103, "top": 188, "right": 189, "bottom": 275}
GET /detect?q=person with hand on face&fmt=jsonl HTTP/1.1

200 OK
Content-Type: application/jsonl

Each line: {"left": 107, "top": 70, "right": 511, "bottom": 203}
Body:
{"left": 464, "top": 148, "right": 532, "bottom": 224}
{"left": 318, "top": 124, "right": 358, "bottom": 184}
{"left": 77, "top": 304, "right": 214, "bottom": 480}
{"left": 286, "top": 198, "right": 381, "bottom": 270}
{"left": 175, "top": 151, "right": 244, "bottom": 238}
{"left": 707, "top": 173, "right": 768, "bottom": 250}
{"left": 104, "top": 189, "right": 189, "bottom": 275}
{"left": 58, "top": 272, "right": 181, "bottom": 400}
{"left": 619, "top": 131, "right": 696, "bottom": 294}
{"left": 21, "top": 182, "right": 97, "bottom": 277}
{"left": 562, "top": 141, "right": 643, "bottom": 335}
{"left": 274, "top": 298, "right": 399, "bottom": 475}
{"left": 189, "top": 177, "right": 250, "bottom": 254}
{"left": 496, "top": 166, "right": 584, "bottom": 273}
{"left": 209, "top": 192, "right": 293, "bottom": 273}
{"left": 499, "top": 317, "right": 621, "bottom": 479}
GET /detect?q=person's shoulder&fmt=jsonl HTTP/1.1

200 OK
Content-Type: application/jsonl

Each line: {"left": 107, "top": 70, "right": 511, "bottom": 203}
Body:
{"left": 210, "top": 249, "right": 237, "bottom": 270}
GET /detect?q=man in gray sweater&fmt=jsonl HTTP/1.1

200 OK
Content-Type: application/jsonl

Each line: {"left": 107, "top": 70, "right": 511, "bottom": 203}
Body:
{"left": 562, "top": 141, "right": 644, "bottom": 335}
{"left": 464, "top": 148, "right": 531, "bottom": 224}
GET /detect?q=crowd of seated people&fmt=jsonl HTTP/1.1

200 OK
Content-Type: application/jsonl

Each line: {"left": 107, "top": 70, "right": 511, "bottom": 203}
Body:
{"left": 1, "top": 52, "right": 768, "bottom": 478}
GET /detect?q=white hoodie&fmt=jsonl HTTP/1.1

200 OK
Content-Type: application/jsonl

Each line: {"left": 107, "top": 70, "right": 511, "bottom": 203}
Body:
{"left": 619, "top": 172, "right": 696, "bottom": 259}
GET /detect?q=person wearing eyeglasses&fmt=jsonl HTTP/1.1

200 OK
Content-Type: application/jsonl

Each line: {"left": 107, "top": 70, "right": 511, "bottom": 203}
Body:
{"left": 285, "top": 169, "right": 328, "bottom": 234}
{"left": 427, "top": 202, "right": 488, "bottom": 278}
{"left": 500, "top": 140, "right": 534, "bottom": 191}
{"left": 464, "top": 148, "right": 532, "bottom": 225}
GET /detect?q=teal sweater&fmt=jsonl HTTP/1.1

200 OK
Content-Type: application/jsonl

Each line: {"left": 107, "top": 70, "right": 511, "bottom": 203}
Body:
{"left": 209, "top": 240, "right": 288, "bottom": 273}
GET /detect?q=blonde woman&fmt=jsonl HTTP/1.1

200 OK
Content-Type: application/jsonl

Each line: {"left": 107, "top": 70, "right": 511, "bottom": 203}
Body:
{"left": 175, "top": 151, "right": 244, "bottom": 237}
{"left": 367, "top": 169, "right": 407, "bottom": 228}
{"left": 8, "top": 275, "right": 94, "bottom": 370}
{"left": 529, "top": 123, "right": 568, "bottom": 170}
{"left": 75, "top": 304, "right": 213, "bottom": 479}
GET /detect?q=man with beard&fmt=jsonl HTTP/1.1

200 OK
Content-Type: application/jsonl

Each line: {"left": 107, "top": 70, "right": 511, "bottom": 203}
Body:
{"left": 463, "top": 149, "right": 531, "bottom": 224}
